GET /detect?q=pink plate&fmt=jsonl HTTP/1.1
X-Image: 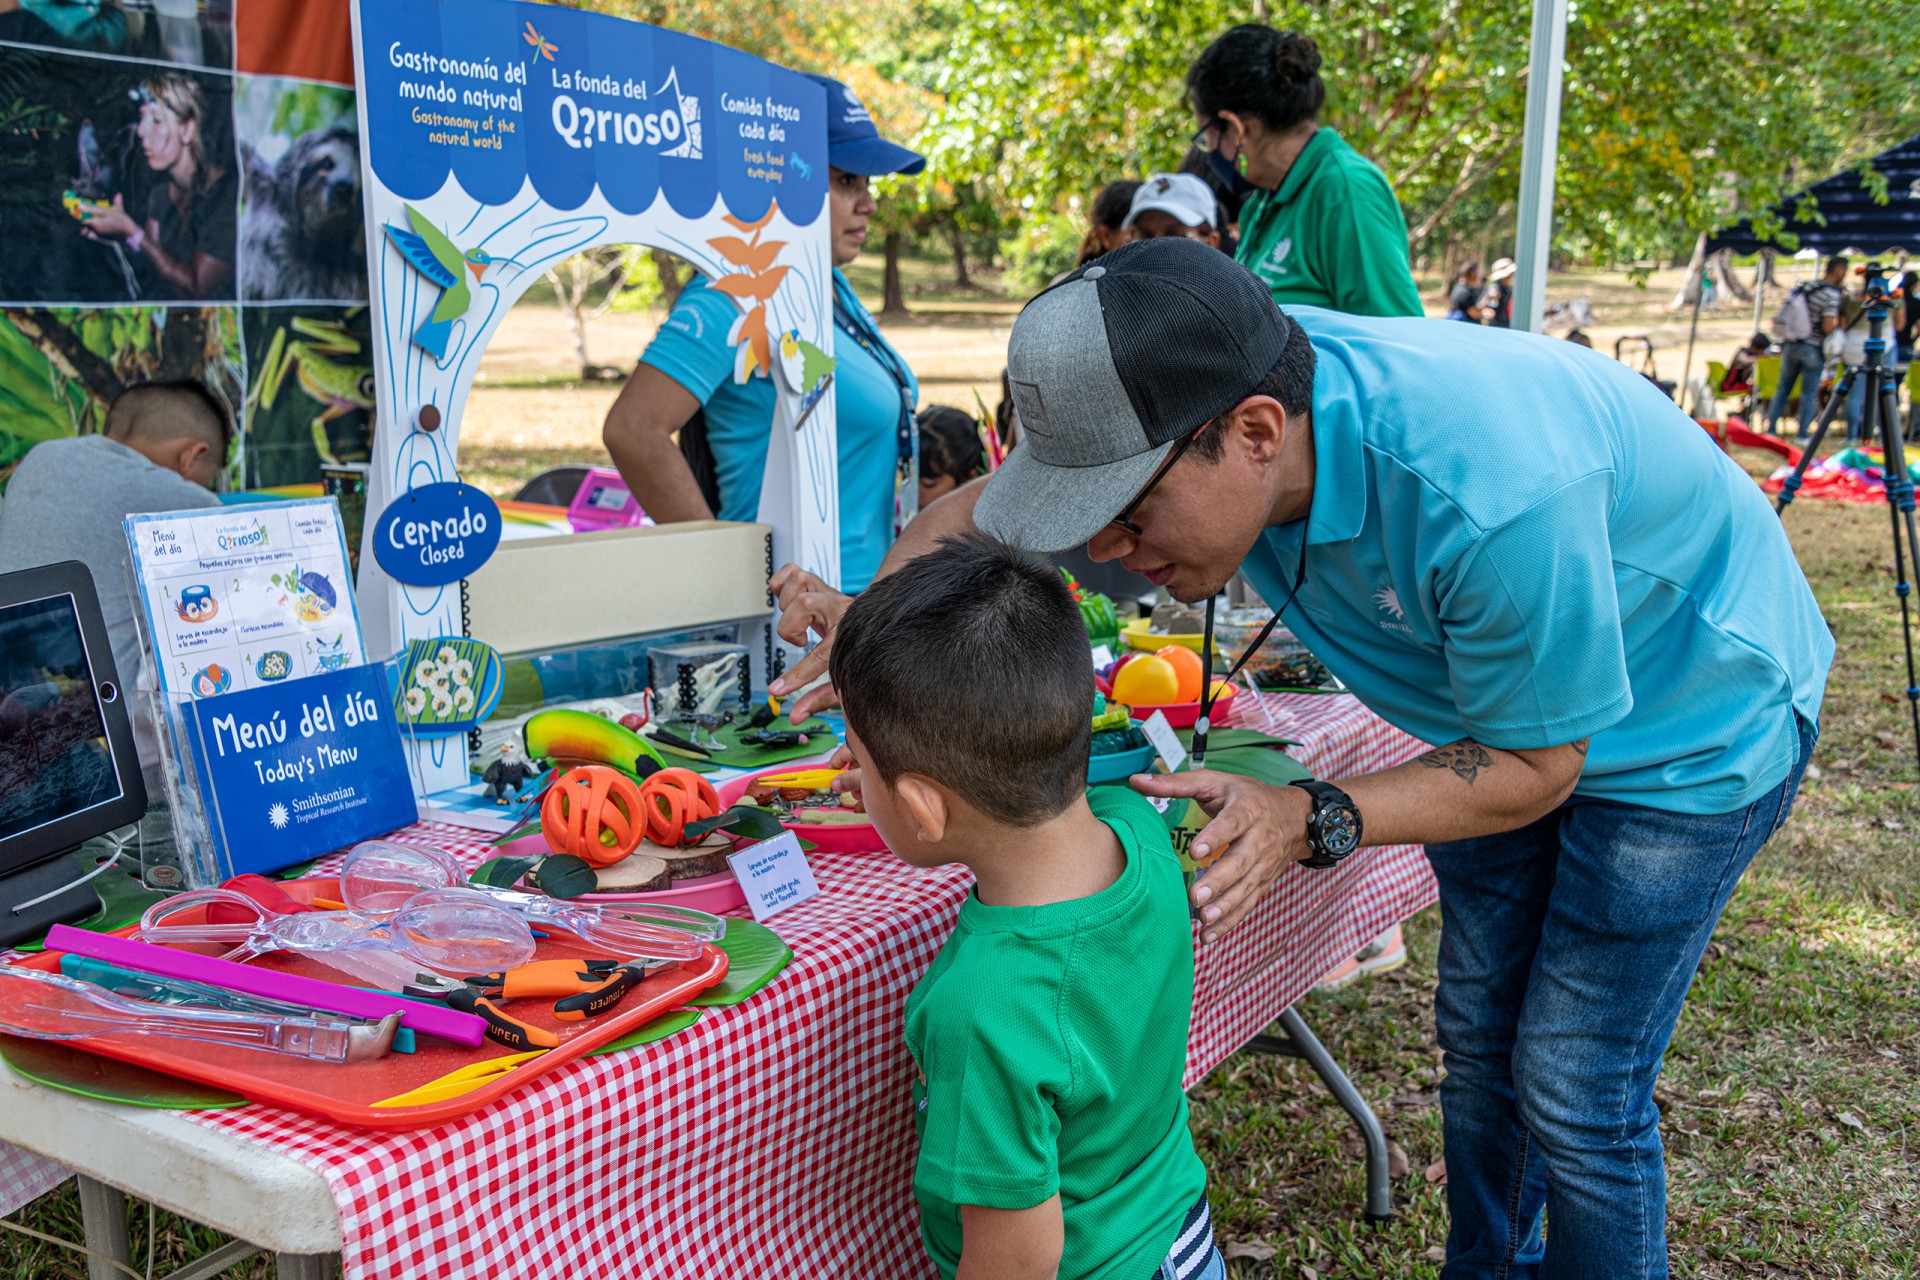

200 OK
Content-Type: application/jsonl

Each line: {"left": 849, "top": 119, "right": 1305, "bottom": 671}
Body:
{"left": 1125, "top": 684, "right": 1237, "bottom": 729}
{"left": 490, "top": 833, "right": 750, "bottom": 914}
{"left": 716, "top": 766, "right": 889, "bottom": 855}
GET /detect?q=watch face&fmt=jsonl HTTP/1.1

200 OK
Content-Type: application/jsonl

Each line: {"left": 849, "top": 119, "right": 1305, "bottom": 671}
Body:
{"left": 1319, "top": 803, "right": 1362, "bottom": 856}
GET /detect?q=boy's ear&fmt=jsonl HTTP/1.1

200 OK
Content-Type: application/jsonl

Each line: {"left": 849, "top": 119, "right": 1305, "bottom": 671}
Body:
{"left": 894, "top": 773, "right": 949, "bottom": 844}
{"left": 171, "top": 438, "right": 210, "bottom": 479}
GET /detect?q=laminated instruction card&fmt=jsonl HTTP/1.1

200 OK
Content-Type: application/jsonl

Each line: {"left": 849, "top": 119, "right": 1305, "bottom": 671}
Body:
{"left": 125, "top": 499, "right": 414, "bottom": 877}
{"left": 127, "top": 499, "right": 367, "bottom": 699}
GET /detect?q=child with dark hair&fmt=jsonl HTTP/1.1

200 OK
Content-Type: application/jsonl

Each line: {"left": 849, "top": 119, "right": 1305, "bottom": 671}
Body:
{"left": 829, "top": 534, "right": 1220, "bottom": 1280}
{"left": 915, "top": 405, "right": 985, "bottom": 508}
{"left": 1073, "top": 180, "right": 1142, "bottom": 269}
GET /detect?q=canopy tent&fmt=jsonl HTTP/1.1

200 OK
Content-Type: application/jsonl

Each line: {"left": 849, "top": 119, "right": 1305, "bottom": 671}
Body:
{"left": 1707, "top": 134, "right": 1920, "bottom": 257}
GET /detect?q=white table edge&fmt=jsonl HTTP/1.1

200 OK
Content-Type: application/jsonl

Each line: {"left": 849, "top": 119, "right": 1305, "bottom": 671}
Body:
{"left": 0, "top": 1057, "right": 343, "bottom": 1254}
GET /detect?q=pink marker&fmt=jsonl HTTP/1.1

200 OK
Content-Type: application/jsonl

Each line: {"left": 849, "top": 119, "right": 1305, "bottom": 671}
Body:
{"left": 43, "top": 927, "right": 487, "bottom": 1047}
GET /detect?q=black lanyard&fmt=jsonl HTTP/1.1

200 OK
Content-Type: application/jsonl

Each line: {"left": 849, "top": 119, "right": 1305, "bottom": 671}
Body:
{"left": 1193, "top": 542, "right": 1309, "bottom": 767}
{"left": 832, "top": 283, "right": 916, "bottom": 469}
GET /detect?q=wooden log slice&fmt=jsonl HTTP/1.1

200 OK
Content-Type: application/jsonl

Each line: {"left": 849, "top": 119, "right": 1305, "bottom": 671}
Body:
{"left": 651, "top": 832, "right": 735, "bottom": 881}
{"left": 590, "top": 852, "right": 671, "bottom": 892}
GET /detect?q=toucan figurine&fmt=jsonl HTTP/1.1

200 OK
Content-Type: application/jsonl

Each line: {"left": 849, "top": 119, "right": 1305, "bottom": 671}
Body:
{"left": 383, "top": 204, "right": 500, "bottom": 359}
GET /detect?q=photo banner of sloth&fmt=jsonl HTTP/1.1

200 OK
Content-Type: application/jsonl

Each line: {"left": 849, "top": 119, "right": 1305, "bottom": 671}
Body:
{"left": 234, "top": 76, "right": 365, "bottom": 303}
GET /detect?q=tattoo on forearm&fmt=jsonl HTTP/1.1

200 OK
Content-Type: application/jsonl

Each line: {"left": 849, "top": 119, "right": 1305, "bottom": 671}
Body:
{"left": 1572, "top": 739, "right": 1590, "bottom": 757}
{"left": 1417, "top": 741, "right": 1495, "bottom": 784}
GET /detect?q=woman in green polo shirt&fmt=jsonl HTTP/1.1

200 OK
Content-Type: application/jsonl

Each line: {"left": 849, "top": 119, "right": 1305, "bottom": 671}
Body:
{"left": 1187, "top": 27, "right": 1422, "bottom": 318}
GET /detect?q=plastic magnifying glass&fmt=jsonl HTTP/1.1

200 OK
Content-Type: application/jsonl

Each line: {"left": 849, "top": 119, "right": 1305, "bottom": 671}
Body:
{"left": 137, "top": 887, "right": 536, "bottom": 987}
{"left": 341, "top": 841, "right": 725, "bottom": 960}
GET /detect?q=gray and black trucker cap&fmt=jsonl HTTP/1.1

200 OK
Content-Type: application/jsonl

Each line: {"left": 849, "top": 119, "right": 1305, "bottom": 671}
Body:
{"left": 975, "top": 236, "right": 1292, "bottom": 553}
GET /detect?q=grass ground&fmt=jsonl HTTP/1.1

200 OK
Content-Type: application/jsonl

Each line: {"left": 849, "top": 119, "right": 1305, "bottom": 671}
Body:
{"left": 7, "top": 265, "right": 1917, "bottom": 1278}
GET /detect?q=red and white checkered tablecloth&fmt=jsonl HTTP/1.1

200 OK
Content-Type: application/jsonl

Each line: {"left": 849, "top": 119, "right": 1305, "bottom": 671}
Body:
{"left": 0, "top": 694, "right": 1435, "bottom": 1276}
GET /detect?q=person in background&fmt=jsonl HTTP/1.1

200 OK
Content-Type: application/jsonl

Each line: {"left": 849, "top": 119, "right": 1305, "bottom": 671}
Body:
{"left": 1481, "top": 257, "right": 1516, "bottom": 328}
{"left": 1895, "top": 268, "right": 1920, "bottom": 367}
{"left": 915, "top": 405, "right": 985, "bottom": 509}
{"left": 78, "top": 72, "right": 236, "bottom": 301}
{"left": 1446, "top": 261, "right": 1485, "bottom": 323}
{"left": 1123, "top": 173, "right": 1223, "bottom": 249}
{"left": 603, "top": 75, "right": 922, "bottom": 594}
{"left": 1565, "top": 329, "right": 1594, "bottom": 349}
{"left": 1178, "top": 147, "right": 1243, "bottom": 256}
{"left": 0, "top": 380, "right": 227, "bottom": 769}
{"left": 1073, "top": 180, "right": 1144, "bottom": 270}
{"left": 1766, "top": 255, "right": 1847, "bottom": 442}
{"left": 1720, "top": 332, "right": 1769, "bottom": 396}
{"left": 1187, "top": 26, "right": 1422, "bottom": 317}
{"left": 831, "top": 535, "right": 1223, "bottom": 1280}
{"left": 1838, "top": 267, "right": 1907, "bottom": 443}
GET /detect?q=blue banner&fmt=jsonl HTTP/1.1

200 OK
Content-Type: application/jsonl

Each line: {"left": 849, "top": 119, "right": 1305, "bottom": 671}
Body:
{"left": 357, "top": 0, "right": 826, "bottom": 226}
{"left": 189, "top": 663, "right": 418, "bottom": 877}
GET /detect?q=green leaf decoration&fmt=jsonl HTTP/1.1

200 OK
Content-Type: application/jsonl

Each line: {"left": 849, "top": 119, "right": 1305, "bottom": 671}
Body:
{"left": 0, "top": 1034, "right": 248, "bottom": 1110}
{"left": 685, "top": 804, "right": 786, "bottom": 842}
{"left": 1199, "top": 747, "right": 1314, "bottom": 789}
{"left": 585, "top": 1008, "right": 703, "bottom": 1056}
{"left": 1173, "top": 726, "right": 1298, "bottom": 752}
{"left": 534, "top": 854, "right": 598, "bottom": 899}
{"left": 472, "top": 854, "right": 539, "bottom": 889}
{"left": 689, "top": 919, "right": 793, "bottom": 1007}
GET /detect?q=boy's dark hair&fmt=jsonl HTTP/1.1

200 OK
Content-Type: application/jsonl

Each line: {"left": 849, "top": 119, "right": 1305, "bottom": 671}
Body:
{"left": 830, "top": 533, "right": 1091, "bottom": 825}
{"left": 106, "top": 379, "right": 233, "bottom": 464}
{"left": 1077, "top": 180, "right": 1142, "bottom": 267}
{"left": 1187, "top": 26, "right": 1325, "bottom": 134}
{"left": 1188, "top": 310, "right": 1316, "bottom": 462}
{"left": 916, "top": 405, "right": 985, "bottom": 484}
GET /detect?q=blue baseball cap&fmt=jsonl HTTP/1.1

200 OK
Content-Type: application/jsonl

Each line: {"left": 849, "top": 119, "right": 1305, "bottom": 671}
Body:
{"left": 805, "top": 74, "right": 926, "bottom": 177}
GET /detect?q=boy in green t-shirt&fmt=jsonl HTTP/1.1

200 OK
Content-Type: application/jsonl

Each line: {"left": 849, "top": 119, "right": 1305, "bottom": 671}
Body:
{"left": 829, "top": 534, "right": 1220, "bottom": 1280}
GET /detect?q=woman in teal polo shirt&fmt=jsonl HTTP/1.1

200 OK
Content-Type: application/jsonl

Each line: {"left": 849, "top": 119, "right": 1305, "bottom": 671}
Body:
{"left": 602, "top": 75, "right": 921, "bottom": 592}
{"left": 1187, "top": 27, "right": 1422, "bottom": 319}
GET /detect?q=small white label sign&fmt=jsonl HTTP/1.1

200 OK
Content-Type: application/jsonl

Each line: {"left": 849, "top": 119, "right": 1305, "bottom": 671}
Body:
{"left": 1140, "top": 709, "right": 1188, "bottom": 773}
{"left": 727, "top": 830, "right": 821, "bottom": 922}
{"left": 1091, "top": 644, "right": 1113, "bottom": 670}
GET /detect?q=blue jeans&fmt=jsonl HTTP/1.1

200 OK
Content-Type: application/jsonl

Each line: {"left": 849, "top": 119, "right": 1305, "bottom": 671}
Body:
{"left": 1429, "top": 717, "right": 1813, "bottom": 1279}
{"left": 1766, "top": 341, "right": 1824, "bottom": 437}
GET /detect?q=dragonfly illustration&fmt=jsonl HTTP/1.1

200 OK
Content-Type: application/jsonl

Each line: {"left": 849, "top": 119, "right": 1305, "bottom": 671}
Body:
{"left": 523, "top": 21, "right": 558, "bottom": 62}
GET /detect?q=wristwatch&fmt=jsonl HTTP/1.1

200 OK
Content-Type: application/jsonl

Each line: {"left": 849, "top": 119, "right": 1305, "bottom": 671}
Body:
{"left": 1290, "top": 780, "right": 1363, "bottom": 868}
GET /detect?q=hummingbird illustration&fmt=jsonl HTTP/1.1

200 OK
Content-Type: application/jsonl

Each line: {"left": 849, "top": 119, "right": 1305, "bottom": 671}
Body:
{"left": 382, "top": 204, "right": 503, "bottom": 359}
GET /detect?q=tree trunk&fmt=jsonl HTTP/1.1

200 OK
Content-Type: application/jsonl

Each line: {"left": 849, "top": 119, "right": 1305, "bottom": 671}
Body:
{"left": 1758, "top": 249, "right": 1779, "bottom": 287}
{"left": 1709, "top": 248, "right": 1752, "bottom": 303}
{"left": 650, "top": 247, "right": 688, "bottom": 308}
{"left": 1668, "top": 232, "right": 1707, "bottom": 310}
{"left": 5, "top": 308, "right": 125, "bottom": 406}
{"left": 949, "top": 222, "right": 971, "bottom": 289}
{"left": 882, "top": 230, "right": 908, "bottom": 317}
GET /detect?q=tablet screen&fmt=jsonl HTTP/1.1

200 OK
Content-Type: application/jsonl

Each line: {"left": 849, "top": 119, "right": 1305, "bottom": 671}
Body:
{"left": 0, "top": 592, "right": 123, "bottom": 848}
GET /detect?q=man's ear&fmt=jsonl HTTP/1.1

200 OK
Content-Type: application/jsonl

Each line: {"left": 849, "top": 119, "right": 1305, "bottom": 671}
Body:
{"left": 895, "top": 773, "right": 950, "bottom": 844}
{"left": 1230, "top": 397, "right": 1289, "bottom": 465}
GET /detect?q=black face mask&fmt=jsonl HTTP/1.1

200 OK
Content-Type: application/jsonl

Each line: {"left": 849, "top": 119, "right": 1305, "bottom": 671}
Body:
{"left": 1204, "top": 144, "right": 1257, "bottom": 200}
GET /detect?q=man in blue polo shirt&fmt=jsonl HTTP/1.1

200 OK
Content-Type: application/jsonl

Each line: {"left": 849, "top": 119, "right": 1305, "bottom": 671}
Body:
{"left": 767, "top": 238, "right": 1831, "bottom": 1277}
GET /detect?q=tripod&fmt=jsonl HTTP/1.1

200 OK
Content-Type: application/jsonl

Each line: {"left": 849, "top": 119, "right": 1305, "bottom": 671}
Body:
{"left": 1774, "top": 266, "right": 1920, "bottom": 776}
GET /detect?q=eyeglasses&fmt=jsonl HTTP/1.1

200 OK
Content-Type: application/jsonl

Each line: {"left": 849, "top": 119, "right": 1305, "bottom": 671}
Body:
{"left": 1109, "top": 424, "right": 1209, "bottom": 537}
{"left": 1191, "top": 119, "right": 1221, "bottom": 152}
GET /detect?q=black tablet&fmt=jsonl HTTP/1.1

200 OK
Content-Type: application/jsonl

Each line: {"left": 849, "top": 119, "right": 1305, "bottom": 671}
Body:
{"left": 0, "top": 561, "right": 148, "bottom": 940}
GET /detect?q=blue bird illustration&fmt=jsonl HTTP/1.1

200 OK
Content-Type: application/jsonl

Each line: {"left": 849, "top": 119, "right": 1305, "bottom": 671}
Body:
{"left": 382, "top": 204, "right": 500, "bottom": 358}
{"left": 789, "top": 152, "right": 812, "bottom": 181}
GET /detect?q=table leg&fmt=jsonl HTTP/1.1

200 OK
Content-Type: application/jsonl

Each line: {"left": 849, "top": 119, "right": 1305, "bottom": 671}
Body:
{"left": 75, "top": 1174, "right": 134, "bottom": 1280}
{"left": 1243, "top": 1006, "right": 1394, "bottom": 1224}
{"left": 276, "top": 1251, "right": 340, "bottom": 1280}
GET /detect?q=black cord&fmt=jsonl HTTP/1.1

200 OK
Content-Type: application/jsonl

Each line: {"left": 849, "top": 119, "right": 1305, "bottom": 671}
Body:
{"left": 1193, "top": 545, "right": 1309, "bottom": 767}
{"left": 461, "top": 578, "right": 480, "bottom": 756}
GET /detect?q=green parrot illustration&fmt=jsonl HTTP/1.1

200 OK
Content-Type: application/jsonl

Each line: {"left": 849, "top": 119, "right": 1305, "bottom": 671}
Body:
{"left": 382, "top": 205, "right": 501, "bottom": 358}
{"left": 778, "top": 329, "right": 837, "bottom": 394}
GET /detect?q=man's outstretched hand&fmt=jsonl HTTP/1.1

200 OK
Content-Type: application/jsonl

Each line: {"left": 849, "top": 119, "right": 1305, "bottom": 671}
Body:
{"left": 767, "top": 563, "right": 851, "bottom": 722}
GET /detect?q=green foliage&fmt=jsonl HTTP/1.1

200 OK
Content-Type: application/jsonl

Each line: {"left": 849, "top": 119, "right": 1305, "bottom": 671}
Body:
{"left": 916, "top": 0, "right": 1920, "bottom": 265}
{"left": 267, "top": 82, "right": 356, "bottom": 140}
{"left": 1000, "top": 213, "right": 1080, "bottom": 294}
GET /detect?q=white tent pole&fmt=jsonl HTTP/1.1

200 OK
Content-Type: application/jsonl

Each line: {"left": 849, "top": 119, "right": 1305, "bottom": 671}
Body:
{"left": 1511, "top": 0, "right": 1569, "bottom": 333}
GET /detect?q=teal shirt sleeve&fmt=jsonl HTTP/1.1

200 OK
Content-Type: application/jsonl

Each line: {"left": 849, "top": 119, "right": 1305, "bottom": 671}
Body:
{"left": 1310, "top": 172, "right": 1424, "bottom": 319}
{"left": 637, "top": 278, "right": 739, "bottom": 402}
{"left": 1437, "top": 471, "right": 1635, "bottom": 748}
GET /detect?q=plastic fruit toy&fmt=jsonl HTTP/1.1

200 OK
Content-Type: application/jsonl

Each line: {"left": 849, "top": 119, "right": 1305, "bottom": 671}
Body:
{"left": 637, "top": 768, "right": 722, "bottom": 847}
{"left": 1155, "top": 645, "right": 1205, "bottom": 703}
{"left": 1112, "top": 653, "right": 1180, "bottom": 705}
{"left": 541, "top": 765, "right": 646, "bottom": 867}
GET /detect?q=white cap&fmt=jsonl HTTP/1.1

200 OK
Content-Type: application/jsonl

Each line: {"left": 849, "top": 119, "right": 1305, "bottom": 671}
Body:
{"left": 1489, "top": 257, "right": 1517, "bottom": 282}
{"left": 1122, "top": 173, "right": 1217, "bottom": 231}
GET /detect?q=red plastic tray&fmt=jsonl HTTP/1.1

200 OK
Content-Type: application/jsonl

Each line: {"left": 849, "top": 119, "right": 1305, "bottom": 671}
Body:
{"left": 1, "top": 878, "right": 728, "bottom": 1130}
{"left": 716, "top": 765, "right": 888, "bottom": 854}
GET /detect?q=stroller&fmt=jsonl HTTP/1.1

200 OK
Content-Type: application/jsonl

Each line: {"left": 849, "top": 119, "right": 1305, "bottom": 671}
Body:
{"left": 1615, "top": 336, "right": 1678, "bottom": 401}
